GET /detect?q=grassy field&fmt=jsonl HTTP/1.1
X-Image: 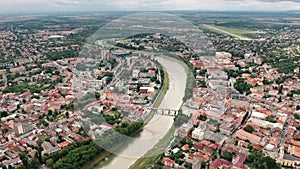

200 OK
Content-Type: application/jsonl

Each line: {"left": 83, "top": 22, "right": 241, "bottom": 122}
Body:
{"left": 37, "top": 135, "right": 50, "bottom": 142}
{"left": 200, "top": 24, "right": 262, "bottom": 40}
{"left": 104, "top": 110, "right": 118, "bottom": 116}
{"left": 119, "top": 70, "right": 131, "bottom": 80}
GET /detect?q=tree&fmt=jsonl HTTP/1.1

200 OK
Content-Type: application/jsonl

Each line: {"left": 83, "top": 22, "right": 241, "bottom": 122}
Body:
{"left": 174, "top": 114, "right": 189, "bottom": 127}
{"left": 278, "top": 85, "right": 283, "bottom": 94}
{"left": 234, "top": 78, "right": 252, "bottom": 95}
{"left": 198, "top": 115, "right": 207, "bottom": 121}
{"left": 184, "top": 163, "right": 192, "bottom": 169}
{"left": 54, "top": 110, "right": 59, "bottom": 116}
{"left": 222, "top": 150, "right": 234, "bottom": 162}
{"left": 294, "top": 114, "right": 300, "bottom": 119}
{"left": 28, "top": 158, "right": 40, "bottom": 169}
{"left": 0, "top": 111, "right": 8, "bottom": 118}
{"left": 46, "top": 158, "right": 54, "bottom": 167}
{"left": 95, "top": 92, "right": 100, "bottom": 100}
{"left": 244, "top": 125, "right": 255, "bottom": 133}
{"left": 246, "top": 150, "right": 280, "bottom": 169}
{"left": 201, "top": 161, "right": 207, "bottom": 169}
{"left": 36, "top": 146, "right": 43, "bottom": 163}
{"left": 278, "top": 96, "right": 282, "bottom": 103}
{"left": 65, "top": 112, "right": 69, "bottom": 118}
{"left": 19, "top": 153, "right": 29, "bottom": 169}
{"left": 41, "top": 120, "right": 49, "bottom": 126}
{"left": 16, "top": 165, "right": 26, "bottom": 169}
{"left": 53, "top": 141, "right": 102, "bottom": 169}
{"left": 48, "top": 110, "right": 53, "bottom": 116}
{"left": 263, "top": 156, "right": 281, "bottom": 169}
{"left": 265, "top": 116, "right": 277, "bottom": 123}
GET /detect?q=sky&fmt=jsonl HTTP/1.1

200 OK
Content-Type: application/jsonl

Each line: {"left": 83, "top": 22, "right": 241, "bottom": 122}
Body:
{"left": 0, "top": 0, "right": 299, "bottom": 13}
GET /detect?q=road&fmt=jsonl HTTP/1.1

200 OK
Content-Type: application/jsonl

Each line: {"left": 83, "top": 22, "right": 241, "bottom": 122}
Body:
{"left": 95, "top": 56, "right": 187, "bottom": 169}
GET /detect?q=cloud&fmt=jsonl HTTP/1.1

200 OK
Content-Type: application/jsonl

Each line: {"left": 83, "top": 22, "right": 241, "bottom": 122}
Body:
{"left": 94, "top": 0, "right": 300, "bottom": 10}
{"left": 227, "top": 0, "right": 300, "bottom": 2}
{"left": 52, "top": 0, "right": 79, "bottom": 5}
{"left": 0, "top": 0, "right": 299, "bottom": 13}
{"left": 113, "top": 0, "right": 300, "bottom": 10}
{"left": 260, "top": 0, "right": 300, "bottom": 1}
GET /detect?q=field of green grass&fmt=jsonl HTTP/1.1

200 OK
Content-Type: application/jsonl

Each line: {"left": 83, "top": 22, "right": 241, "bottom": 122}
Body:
{"left": 200, "top": 24, "right": 264, "bottom": 40}
{"left": 37, "top": 135, "right": 50, "bottom": 142}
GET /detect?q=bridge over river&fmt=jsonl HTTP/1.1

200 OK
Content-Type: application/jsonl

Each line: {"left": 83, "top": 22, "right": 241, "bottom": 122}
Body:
{"left": 96, "top": 55, "right": 187, "bottom": 169}
{"left": 150, "top": 107, "right": 179, "bottom": 116}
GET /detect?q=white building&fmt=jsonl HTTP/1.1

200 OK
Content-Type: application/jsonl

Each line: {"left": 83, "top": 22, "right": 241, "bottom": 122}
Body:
{"left": 191, "top": 124, "right": 206, "bottom": 140}
{"left": 248, "top": 118, "right": 283, "bottom": 130}
{"left": 251, "top": 111, "right": 267, "bottom": 119}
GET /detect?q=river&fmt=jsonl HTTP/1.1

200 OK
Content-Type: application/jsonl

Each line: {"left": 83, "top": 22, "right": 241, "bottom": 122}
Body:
{"left": 96, "top": 56, "right": 187, "bottom": 169}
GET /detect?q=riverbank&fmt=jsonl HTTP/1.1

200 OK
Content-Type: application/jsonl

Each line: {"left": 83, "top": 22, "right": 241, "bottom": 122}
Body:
{"left": 82, "top": 57, "right": 171, "bottom": 169}
{"left": 95, "top": 56, "right": 187, "bottom": 169}
{"left": 129, "top": 125, "right": 176, "bottom": 169}
{"left": 82, "top": 151, "right": 112, "bottom": 169}
{"left": 143, "top": 67, "right": 169, "bottom": 125}
{"left": 128, "top": 54, "right": 193, "bottom": 169}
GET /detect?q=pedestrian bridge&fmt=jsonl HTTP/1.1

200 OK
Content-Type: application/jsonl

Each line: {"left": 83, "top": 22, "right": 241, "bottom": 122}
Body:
{"left": 149, "top": 107, "right": 179, "bottom": 116}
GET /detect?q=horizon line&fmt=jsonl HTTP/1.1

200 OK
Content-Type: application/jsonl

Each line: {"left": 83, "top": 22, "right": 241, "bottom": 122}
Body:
{"left": 0, "top": 9, "right": 299, "bottom": 16}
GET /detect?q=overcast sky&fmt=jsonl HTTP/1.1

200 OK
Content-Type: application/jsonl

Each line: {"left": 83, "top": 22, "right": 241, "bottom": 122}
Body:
{"left": 0, "top": 0, "right": 299, "bottom": 13}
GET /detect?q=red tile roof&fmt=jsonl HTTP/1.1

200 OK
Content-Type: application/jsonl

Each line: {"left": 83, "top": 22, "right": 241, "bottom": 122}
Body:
{"left": 164, "top": 158, "right": 175, "bottom": 164}
{"left": 58, "top": 141, "right": 70, "bottom": 149}
{"left": 210, "top": 158, "right": 231, "bottom": 168}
